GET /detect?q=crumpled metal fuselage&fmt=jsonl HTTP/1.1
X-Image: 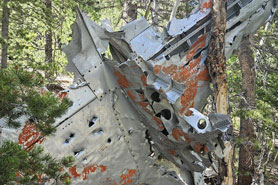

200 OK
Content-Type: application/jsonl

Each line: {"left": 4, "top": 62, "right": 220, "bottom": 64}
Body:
{"left": 1, "top": 0, "right": 277, "bottom": 184}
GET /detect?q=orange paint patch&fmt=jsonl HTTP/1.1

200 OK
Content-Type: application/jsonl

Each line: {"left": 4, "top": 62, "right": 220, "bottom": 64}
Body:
{"left": 153, "top": 65, "right": 162, "bottom": 75}
{"left": 69, "top": 165, "right": 81, "bottom": 178}
{"left": 152, "top": 116, "right": 165, "bottom": 131}
{"left": 18, "top": 122, "right": 44, "bottom": 149}
{"left": 201, "top": 0, "right": 212, "bottom": 12}
{"left": 183, "top": 133, "right": 191, "bottom": 144}
{"left": 114, "top": 70, "right": 131, "bottom": 88}
{"left": 193, "top": 143, "right": 203, "bottom": 154}
{"left": 186, "top": 34, "right": 207, "bottom": 61}
{"left": 140, "top": 74, "right": 148, "bottom": 87}
{"left": 185, "top": 110, "right": 193, "bottom": 116}
{"left": 203, "top": 145, "right": 209, "bottom": 153}
{"left": 169, "top": 149, "right": 176, "bottom": 156}
{"left": 82, "top": 165, "right": 97, "bottom": 180}
{"left": 172, "top": 128, "right": 184, "bottom": 141}
{"left": 70, "top": 164, "right": 107, "bottom": 180}
{"left": 193, "top": 143, "right": 209, "bottom": 154}
{"left": 120, "top": 169, "right": 137, "bottom": 185}
{"left": 196, "top": 67, "right": 210, "bottom": 81}
{"left": 139, "top": 102, "right": 148, "bottom": 107}
{"left": 58, "top": 91, "right": 68, "bottom": 99}
{"left": 127, "top": 90, "right": 136, "bottom": 101}
{"left": 16, "top": 172, "right": 22, "bottom": 178}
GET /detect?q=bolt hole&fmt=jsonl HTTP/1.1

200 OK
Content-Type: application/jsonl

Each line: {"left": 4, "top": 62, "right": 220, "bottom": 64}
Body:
{"left": 161, "top": 109, "right": 171, "bottom": 120}
{"left": 89, "top": 116, "right": 98, "bottom": 127}
{"left": 151, "top": 92, "right": 160, "bottom": 102}
{"left": 215, "top": 143, "right": 218, "bottom": 147}
{"left": 74, "top": 148, "right": 84, "bottom": 157}
{"left": 155, "top": 113, "right": 161, "bottom": 118}
{"left": 107, "top": 138, "right": 112, "bottom": 143}
{"left": 92, "top": 128, "right": 104, "bottom": 135}
{"left": 65, "top": 138, "right": 70, "bottom": 144}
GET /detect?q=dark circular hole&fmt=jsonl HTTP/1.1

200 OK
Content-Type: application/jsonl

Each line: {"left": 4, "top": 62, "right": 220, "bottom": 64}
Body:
{"left": 89, "top": 116, "right": 98, "bottom": 127}
{"left": 107, "top": 138, "right": 112, "bottom": 143}
{"left": 215, "top": 143, "right": 218, "bottom": 147}
{"left": 65, "top": 138, "right": 70, "bottom": 144}
{"left": 143, "top": 71, "right": 148, "bottom": 76}
{"left": 161, "top": 109, "right": 171, "bottom": 120}
{"left": 151, "top": 92, "right": 160, "bottom": 102}
{"left": 69, "top": 133, "right": 75, "bottom": 138}
{"left": 155, "top": 113, "right": 161, "bottom": 118}
{"left": 161, "top": 128, "right": 169, "bottom": 136}
{"left": 197, "top": 119, "right": 207, "bottom": 129}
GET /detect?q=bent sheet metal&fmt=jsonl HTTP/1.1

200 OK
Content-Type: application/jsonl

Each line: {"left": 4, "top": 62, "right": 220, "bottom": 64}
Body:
{"left": 1, "top": 0, "right": 277, "bottom": 184}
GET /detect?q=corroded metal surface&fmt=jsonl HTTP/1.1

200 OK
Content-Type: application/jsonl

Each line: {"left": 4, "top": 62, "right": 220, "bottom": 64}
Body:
{"left": 1, "top": 0, "right": 277, "bottom": 184}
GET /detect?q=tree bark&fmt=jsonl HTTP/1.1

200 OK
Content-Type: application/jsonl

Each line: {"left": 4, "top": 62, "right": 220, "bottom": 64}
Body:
{"left": 45, "top": 0, "right": 53, "bottom": 63}
{"left": 237, "top": 36, "right": 256, "bottom": 185}
{"left": 169, "top": 0, "right": 180, "bottom": 21}
{"left": 123, "top": 0, "right": 137, "bottom": 24}
{"left": 206, "top": 1, "right": 234, "bottom": 185}
{"left": 1, "top": 0, "right": 10, "bottom": 68}
{"left": 152, "top": 0, "right": 158, "bottom": 26}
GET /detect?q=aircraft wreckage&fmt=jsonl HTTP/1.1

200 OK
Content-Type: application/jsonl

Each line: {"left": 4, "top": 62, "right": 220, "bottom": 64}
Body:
{"left": 1, "top": 0, "right": 277, "bottom": 184}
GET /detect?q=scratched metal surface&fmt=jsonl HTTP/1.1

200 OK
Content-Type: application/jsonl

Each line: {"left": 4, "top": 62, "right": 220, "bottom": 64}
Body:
{"left": 1, "top": 0, "right": 277, "bottom": 185}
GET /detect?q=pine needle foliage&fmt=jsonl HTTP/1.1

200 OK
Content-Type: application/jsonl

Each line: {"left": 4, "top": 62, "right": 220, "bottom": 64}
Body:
{"left": 0, "top": 65, "right": 72, "bottom": 136}
{"left": 0, "top": 140, "right": 74, "bottom": 185}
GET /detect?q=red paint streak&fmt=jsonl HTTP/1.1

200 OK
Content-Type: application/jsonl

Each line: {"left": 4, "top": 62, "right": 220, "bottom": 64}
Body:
{"left": 141, "top": 74, "right": 148, "bottom": 87}
{"left": 58, "top": 92, "right": 68, "bottom": 99}
{"left": 172, "top": 128, "right": 192, "bottom": 144}
{"left": 172, "top": 128, "right": 184, "bottom": 141}
{"left": 127, "top": 89, "right": 165, "bottom": 131}
{"left": 82, "top": 165, "right": 97, "bottom": 180}
{"left": 201, "top": 0, "right": 212, "bottom": 12}
{"left": 37, "top": 174, "right": 43, "bottom": 183}
{"left": 186, "top": 34, "right": 207, "bottom": 61}
{"left": 100, "top": 165, "right": 107, "bottom": 172}
{"left": 152, "top": 116, "right": 165, "bottom": 130}
{"left": 18, "top": 122, "right": 43, "bottom": 149}
{"left": 69, "top": 164, "right": 107, "bottom": 180}
{"left": 16, "top": 172, "right": 22, "bottom": 178}
{"left": 169, "top": 149, "right": 176, "bottom": 156}
{"left": 139, "top": 102, "right": 148, "bottom": 107}
{"left": 69, "top": 165, "right": 81, "bottom": 178}
{"left": 193, "top": 143, "right": 209, "bottom": 154}
{"left": 114, "top": 70, "right": 131, "bottom": 88}
{"left": 203, "top": 145, "right": 209, "bottom": 153}
{"left": 120, "top": 169, "right": 136, "bottom": 185}
{"left": 196, "top": 67, "right": 211, "bottom": 81}
{"left": 193, "top": 143, "right": 203, "bottom": 154}
{"left": 127, "top": 90, "right": 136, "bottom": 101}
{"left": 184, "top": 133, "right": 191, "bottom": 144}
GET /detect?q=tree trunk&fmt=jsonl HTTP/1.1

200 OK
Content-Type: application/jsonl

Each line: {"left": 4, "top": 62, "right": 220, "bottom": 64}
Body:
{"left": 169, "top": 0, "right": 180, "bottom": 21}
{"left": 206, "top": 1, "right": 234, "bottom": 185}
{"left": 1, "top": 0, "right": 10, "bottom": 69}
{"left": 123, "top": 0, "right": 137, "bottom": 24}
{"left": 237, "top": 36, "right": 256, "bottom": 185}
{"left": 45, "top": 0, "right": 53, "bottom": 63}
{"left": 152, "top": 0, "right": 158, "bottom": 26}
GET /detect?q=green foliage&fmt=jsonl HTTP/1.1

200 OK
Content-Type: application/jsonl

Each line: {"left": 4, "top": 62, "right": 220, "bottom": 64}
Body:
{"left": 0, "top": 140, "right": 74, "bottom": 185}
{"left": 0, "top": 65, "right": 72, "bottom": 135}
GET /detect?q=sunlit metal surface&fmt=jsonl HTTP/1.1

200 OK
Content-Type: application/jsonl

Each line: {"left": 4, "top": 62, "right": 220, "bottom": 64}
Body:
{"left": 1, "top": 0, "right": 277, "bottom": 184}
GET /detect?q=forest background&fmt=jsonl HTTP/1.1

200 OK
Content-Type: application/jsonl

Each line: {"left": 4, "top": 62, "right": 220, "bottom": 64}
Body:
{"left": 0, "top": 0, "right": 278, "bottom": 184}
